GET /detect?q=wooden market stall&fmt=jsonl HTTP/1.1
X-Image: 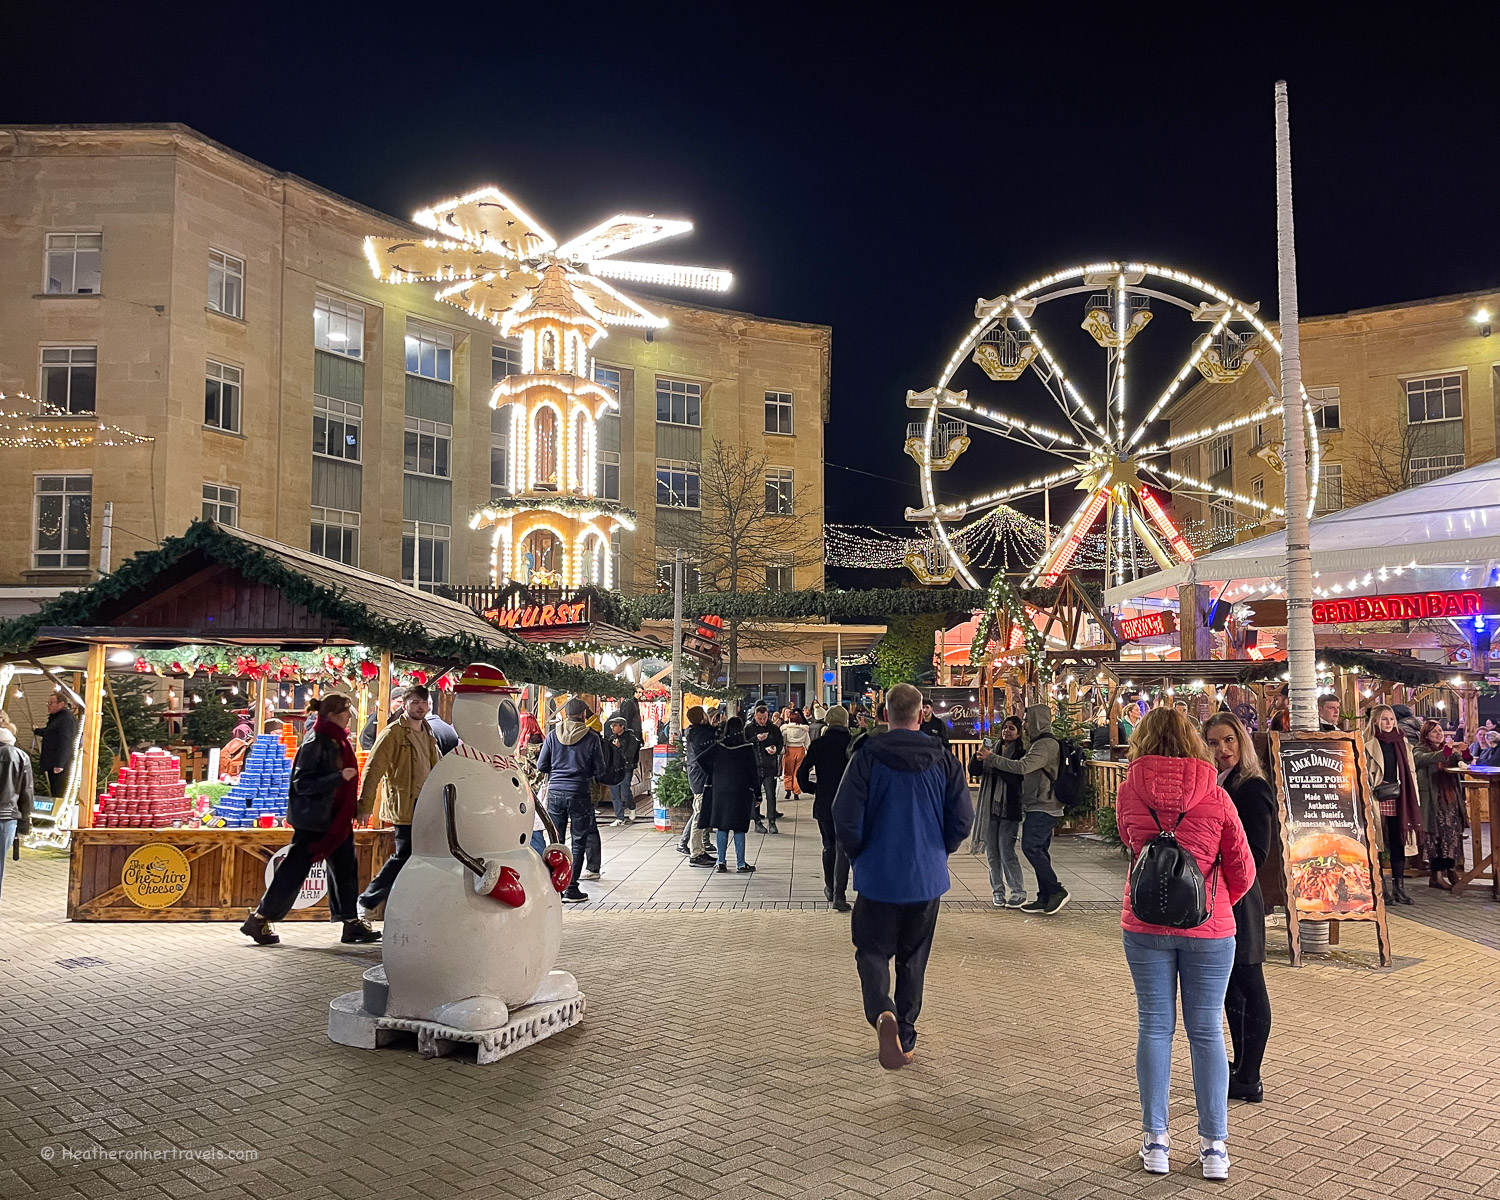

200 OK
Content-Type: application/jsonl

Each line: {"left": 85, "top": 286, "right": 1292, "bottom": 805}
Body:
{"left": 0, "top": 521, "right": 627, "bottom": 921}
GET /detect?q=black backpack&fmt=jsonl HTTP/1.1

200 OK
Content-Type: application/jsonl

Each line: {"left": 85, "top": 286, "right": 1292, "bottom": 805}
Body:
{"left": 1128, "top": 806, "right": 1220, "bottom": 929}
{"left": 1035, "top": 733, "right": 1086, "bottom": 809}
{"left": 596, "top": 736, "right": 632, "bottom": 787}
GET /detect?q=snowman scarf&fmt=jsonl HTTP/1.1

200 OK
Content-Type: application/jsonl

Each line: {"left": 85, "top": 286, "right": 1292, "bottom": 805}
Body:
{"left": 306, "top": 716, "right": 359, "bottom": 864}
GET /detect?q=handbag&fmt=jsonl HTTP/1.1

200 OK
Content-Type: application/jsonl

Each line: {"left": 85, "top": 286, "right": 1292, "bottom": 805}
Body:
{"left": 1372, "top": 781, "right": 1401, "bottom": 803}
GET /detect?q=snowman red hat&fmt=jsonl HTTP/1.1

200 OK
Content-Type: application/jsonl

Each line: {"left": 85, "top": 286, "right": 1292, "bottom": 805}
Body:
{"left": 455, "top": 664, "right": 521, "bottom": 696}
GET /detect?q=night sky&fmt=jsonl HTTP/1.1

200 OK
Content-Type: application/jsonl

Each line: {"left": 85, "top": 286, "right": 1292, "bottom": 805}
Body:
{"left": 6, "top": 10, "right": 1498, "bottom": 564}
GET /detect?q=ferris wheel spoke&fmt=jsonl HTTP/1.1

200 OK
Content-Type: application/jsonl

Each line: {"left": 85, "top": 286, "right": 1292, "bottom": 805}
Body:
{"left": 954, "top": 400, "right": 1090, "bottom": 456}
{"left": 1012, "top": 320, "right": 1109, "bottom": 443}
{"left": 950, "top": 465, "right": 1087, "bottom": 516}
{"left": 1134, "top": 401, "right": 1281, "bottom": 457}
{"left": 1150, "top": 466, "right": 1283, "bottom": 518}
{"left": 1124, "top": 311, "right": 1239, "bottom": 450}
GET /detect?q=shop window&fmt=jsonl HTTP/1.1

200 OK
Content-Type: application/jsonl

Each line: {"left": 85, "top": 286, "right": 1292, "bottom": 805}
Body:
{"left": 44, "top": 232, "right": 101, "bottom": 294}
{"left": 33, "top": 474, "right": 92, "bottom": 569}
{"left": 313, "top": 395, "right": 362, "bottom": 462}
{"left": 656, "top": 459, "right": 700, "bottom": 509}
{"left": 311, "top": 507, "right": 359, "bottom": 566}
{"left": 314, "top": 295, "right": 364, "bottom": 359}
{"left": 202, "top": 483, "right": 239, "bottom": 527}
{"left": 1405, "top": 373, "right": 1463, "bottom": 423}
{"left": 765, "top": 468, "right": 795, "bottom": 515}
{"left": 207, "top": 249, "right": 244, "bottom": 318}
{"left": 204, "top": 360, "right": 242, "bottom": 432}
{"left": 405, "top": 321, "right": 453, "bottom": 381}
{"left": 40, "top": 346, "right": 97, "bottom": 414}
{"left": 403, "top": 416, "right": 452, "bottom": 479}
{"left": 764, "top": 390, "right": 794, "bottom": 435}
{"left": 402, "top": 521, "right": 451, "bottom": 591}
{"left": 656, "top": 377, "right": 701, "bottom": 427}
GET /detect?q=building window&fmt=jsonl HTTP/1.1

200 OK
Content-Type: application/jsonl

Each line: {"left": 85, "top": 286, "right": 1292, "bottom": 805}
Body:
{"left": 1411, "top": 454, "right": 1466, "bottom": 485}
{"left": 594, "top": 364, "right": 622, "bottom": 395}
{"left": 765, "top": 468, "right": 795, "bottom": 515}
{"left": 656, "top": 558, "right": 701, "bottom": 592}
{"left": 33, "top": 474, "right": 92, "bottom": 569}
{"left": 766, "top": 563, "right": 794, "bottom": 592}
{"left": 44, "top": 232, "right": 101, "bottom": 295}
{"left": 1209, "top": 499, "right": 1235, "bottom": 535}
{"left": 491, "top": 338, "right": 522, "bottom": 381}
{"left": 656, "top": 377, "right": 701, "bottom": 427}
{"left": 40, "top": 346, "right": 97, "bottom": 414}
{"left": 402, "top": 521, "right": 451, "bottom": 591}
{"left": 598, "top": 451, "right": 621, "bottom": 501}
{"left": 313, "top": 395, "right": 362, "bottom": 462}
{"left": 656, "top": 460, "right": 700, "bottom": 509}
{"left": 1251, "top": 422, "right": 1265, "bottom": 449}
{"left": 202, "top": 483, "right": 239, "bottom": 527}
{"left": 1251, "top": 477, "right": 1264, "bottom": 507}
{"left": 491, "top": 430, "right": 508, "bottom": 496}
{"left": 207, "top": 249, "right": 244, "bottom": 318}
{"left": 204, "top": 360, "right": 242, "bottom": 432}
{"left": 764, "top": 390, "right": 794, "bottom": 435}
{"left": 403, "top": 417, "right": 452, "bottom": 479}
{"left": 405, "top": 322, "right": 453, "bottom": 382}
{"left": 1209, "top": 435, "right": 1232, "bottom": 475}
{"left": 1314, "top": 463, "right": 1343, "bottom": 512}
{"left": 1405, "top": 373, "right": 1463, "bottom": 423}
{"left": 314, "top": 295, "right": 364, "bottom": 359}
{"left": 1307, "top": 385, "right": 1340, "bottom": 430}
{"left": 310, "top": 506, "right": 359, "bottom": 566}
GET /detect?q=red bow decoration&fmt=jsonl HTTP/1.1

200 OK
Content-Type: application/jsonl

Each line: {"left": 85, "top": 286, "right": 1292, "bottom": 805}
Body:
{"left": 409, "top": 669, "right": 429, "bottom": 686}
{"left": 359, "top": 661, "right": 379, "bottom": 680}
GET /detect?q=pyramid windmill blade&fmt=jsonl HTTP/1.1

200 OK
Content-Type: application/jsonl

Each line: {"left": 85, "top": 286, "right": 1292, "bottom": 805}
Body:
{"left": 411, "top": 187, "right": 557, "bottom": 257}
{"left": 556, "top": 215, "right": 694, "bottom": 262}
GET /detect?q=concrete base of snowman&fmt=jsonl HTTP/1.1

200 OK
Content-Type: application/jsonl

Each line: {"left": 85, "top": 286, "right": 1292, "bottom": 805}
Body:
{"left": 325, "top": 664, "right": 590, "bottom": 1065}
{"left": 328, "top": 964, "right": 586, "bottom": 1065}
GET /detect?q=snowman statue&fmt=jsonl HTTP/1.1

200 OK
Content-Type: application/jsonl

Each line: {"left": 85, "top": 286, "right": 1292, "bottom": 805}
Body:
{"left": 328, "top": 664, "right": 586, "bottom": 1063}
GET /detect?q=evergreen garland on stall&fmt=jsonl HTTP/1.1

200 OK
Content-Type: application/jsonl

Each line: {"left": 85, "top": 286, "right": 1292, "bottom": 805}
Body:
{"left": 968, "top": 575, "right": 1049, "bottom": 679}
{"left": 621, "top": 586, "right": 988, "bottom": 624}
{"left": 1236, "top": 649, "right": 1451, "bottom": 688}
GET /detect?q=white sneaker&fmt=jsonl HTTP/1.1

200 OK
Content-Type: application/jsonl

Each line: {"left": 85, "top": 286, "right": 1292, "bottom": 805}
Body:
{"left": 580, "top": 870, "right": 601, "bottom": 881}
{"left": 609, "top": 819, "right": 625, "bottom": 827}
{"left": 1140, "top": 1133, "right": 1169, "bottom": 1175}
{"left": 1199, "top": 1138, "right": 1229, "bottom": 1180}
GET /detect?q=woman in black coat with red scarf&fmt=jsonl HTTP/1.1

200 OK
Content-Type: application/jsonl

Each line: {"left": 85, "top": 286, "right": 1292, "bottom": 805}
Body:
{"left": 1203, "top": 713, "right": 1277, "bottom": 1104}
{"left": 241, "top": 694, "right": 381, "bottom": 946}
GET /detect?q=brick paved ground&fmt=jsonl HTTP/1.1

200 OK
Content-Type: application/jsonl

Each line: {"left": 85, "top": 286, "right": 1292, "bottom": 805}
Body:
{"left": 3, "top": 836, "right": 1499, "bottom": 1200}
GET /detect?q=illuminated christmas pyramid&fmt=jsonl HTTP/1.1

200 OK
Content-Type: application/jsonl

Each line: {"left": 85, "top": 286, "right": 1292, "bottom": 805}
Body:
{"left": 366, "top": 190, "right": 731, "bottom": 588}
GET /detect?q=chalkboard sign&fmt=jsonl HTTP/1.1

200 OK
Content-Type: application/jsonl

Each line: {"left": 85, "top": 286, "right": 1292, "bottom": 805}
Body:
{"left": 1268, "top": 731, "right": 1391, "bottom": 967}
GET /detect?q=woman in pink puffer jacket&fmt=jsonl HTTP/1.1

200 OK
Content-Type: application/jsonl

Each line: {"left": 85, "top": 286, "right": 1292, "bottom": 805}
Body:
{"left": 1117, "top": 707, "right": 1255, "bottom": 1182}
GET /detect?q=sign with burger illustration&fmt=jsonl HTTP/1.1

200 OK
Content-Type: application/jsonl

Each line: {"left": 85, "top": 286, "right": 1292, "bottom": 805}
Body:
{"left": 1269, "top": 732, "right": 1391, "bottom": 968}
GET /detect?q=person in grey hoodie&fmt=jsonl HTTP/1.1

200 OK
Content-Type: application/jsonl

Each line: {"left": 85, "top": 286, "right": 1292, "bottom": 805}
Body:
{"left": 984, "top": 704, "right": 1068, "bottom": 914}
{"left": 537, "top": 698, "right": 607, "bottom": 902}
{"left": 0, "top": 726, "right": 34, "bottom": 903}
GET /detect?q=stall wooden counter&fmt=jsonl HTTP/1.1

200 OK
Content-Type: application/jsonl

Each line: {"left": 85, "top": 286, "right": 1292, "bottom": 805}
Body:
{"left": 68, "top": 826, "right": 395, "bottom": 921}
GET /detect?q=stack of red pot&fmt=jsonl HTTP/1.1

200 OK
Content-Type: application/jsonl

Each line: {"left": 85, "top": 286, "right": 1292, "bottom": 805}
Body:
{"left": 95, "top": 749, "right": 193, "bottom": 828}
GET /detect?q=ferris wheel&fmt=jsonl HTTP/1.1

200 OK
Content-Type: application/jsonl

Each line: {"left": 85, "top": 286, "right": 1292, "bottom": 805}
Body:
{"left": 904, "top": 262, "right": 1321, "bottom": 591}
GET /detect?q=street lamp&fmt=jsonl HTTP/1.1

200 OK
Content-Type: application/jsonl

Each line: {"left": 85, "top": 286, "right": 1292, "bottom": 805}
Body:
{"left": 1476, "top": 308, "right": 1491, "bottom": 337}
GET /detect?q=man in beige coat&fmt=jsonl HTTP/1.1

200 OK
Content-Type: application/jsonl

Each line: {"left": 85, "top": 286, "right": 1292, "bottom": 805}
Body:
{"left": 357, "top": 684, "right": 441, "bottom": 920}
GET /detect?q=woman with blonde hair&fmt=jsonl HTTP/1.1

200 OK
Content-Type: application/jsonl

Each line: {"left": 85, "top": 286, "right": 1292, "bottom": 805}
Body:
{"left": 1363, "top": 705, "right": 1420, "bottom": 904}
{"left": 1118, "top": 707, "right": 1255, "bottom": 1180}
{"left": 1202, "top": 713, "right": 1276, "bottom": 1103}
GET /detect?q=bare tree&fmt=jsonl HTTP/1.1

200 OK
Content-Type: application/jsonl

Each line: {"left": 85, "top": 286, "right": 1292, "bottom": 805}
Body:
{"left": 678, "top": 439, "right": 823, "bottom": 690}
{"left": 1342, "top": 417, "right": 1425, "bottom": 506}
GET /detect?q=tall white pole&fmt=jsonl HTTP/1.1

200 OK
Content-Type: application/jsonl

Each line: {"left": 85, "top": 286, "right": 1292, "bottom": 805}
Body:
{"left": 1275, "top": 80, "right": 1317, "bottom": 730}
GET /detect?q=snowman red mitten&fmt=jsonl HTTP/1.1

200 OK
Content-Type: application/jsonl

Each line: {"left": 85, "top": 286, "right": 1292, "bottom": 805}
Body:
{"left": 474, "top": 861, "right": 526, "bottom": 907}
{"left": 542, "top": 845, "right": 572, "bottom": 893}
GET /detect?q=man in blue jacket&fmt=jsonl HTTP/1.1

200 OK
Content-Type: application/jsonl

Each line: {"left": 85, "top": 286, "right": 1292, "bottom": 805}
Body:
{"left": 537, "top": 697, "right": 607, "bottom": 902}
{"left": 833, "top": 683, "right": 974, "bottom": 1069}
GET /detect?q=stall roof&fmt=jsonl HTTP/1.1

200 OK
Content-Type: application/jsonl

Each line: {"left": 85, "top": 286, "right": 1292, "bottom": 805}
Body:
{"left": 0, "top": 521, "right": 632, "bottom": 695}
{"left": 1105, "top": 457, "right": 1500, "bottom": 606}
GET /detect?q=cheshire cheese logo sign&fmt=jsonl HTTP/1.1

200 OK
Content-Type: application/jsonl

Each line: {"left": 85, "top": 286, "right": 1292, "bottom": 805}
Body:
{"left": 121, "top": 843, "right": 191, "bottom": 908}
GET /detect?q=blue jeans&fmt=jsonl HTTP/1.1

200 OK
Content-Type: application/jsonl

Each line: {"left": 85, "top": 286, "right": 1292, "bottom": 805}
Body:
{"left": 547, "top": 791, "right": 599, "bottom": 884}
{"left": 609, "top": 779, "right": 634, "bottom": 820}
{"left": 1021, "top": 811, "right": 1060, "bottom": 899}
{"left": 0, "top": 818, "right": 15, "bottom": 904}
{"left": 715, "top": 829, "right": 747, "bottom": 866}
{"left": 529, "top": 828, "right": 547, "bottom": 855}
{"left": 985, "top": 816, "right": 1025, "bottom": 904}
{"left": 1123, "top": 931, "right": 1236, "bottom": 1139}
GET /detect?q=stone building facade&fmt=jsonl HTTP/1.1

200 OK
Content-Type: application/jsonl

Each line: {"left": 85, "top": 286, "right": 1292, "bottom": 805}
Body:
{"left": 0, "top": 124, "right": 831, "bottom": 598}
{"left": 1166, "top": 290, "right": 1499, "bottom": 537}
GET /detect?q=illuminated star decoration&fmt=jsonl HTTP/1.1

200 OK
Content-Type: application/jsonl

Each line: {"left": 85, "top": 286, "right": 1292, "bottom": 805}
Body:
{"left": 363, "top": 187, "right": 733, "bottom": 338}
{"left": 904, "top": 262, "right": 1322, "bottom": 591}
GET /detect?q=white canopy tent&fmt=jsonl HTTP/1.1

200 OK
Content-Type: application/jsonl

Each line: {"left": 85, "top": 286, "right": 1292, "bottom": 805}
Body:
{"left": 1105, "top": 456, "right": 1500, "bottom": 607}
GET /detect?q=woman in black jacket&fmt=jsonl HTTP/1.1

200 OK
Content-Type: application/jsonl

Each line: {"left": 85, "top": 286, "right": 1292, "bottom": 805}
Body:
{"left": 797, "top": 705, "right": 854, "bottom": 910}
{"left": 1203, "top": 713, "right": 1275, "bottom": 1103}
{"left": 969, "top": 715, "right": 1027, "bottom": 908}
{"left": 241, "top": 695, "right": 380, "bottom": 946}
{"left": 702, "top": 717, "right": 759, "bottom": 873}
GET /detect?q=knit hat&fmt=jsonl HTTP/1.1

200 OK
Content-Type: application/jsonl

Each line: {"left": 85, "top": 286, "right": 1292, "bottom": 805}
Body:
{"left": 824, "top": 705, "right": 848, "bottom": 727}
